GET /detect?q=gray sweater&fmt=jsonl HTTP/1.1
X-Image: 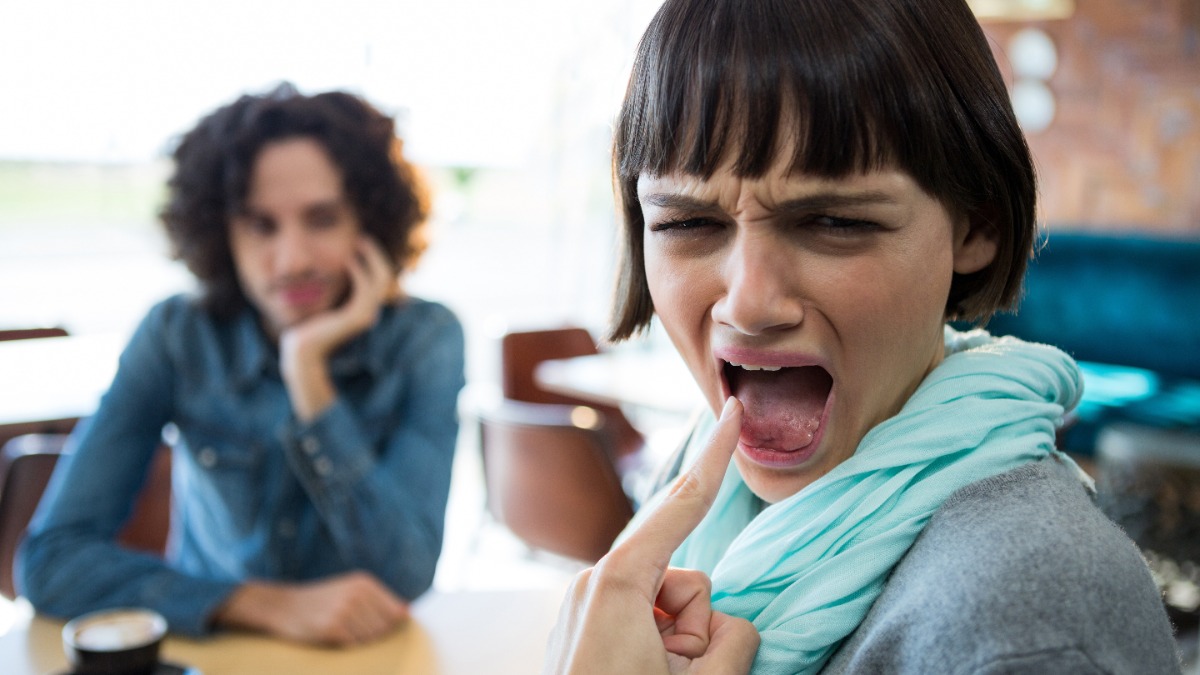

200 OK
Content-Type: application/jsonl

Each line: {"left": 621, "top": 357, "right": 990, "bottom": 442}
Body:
{"left": 821, "top": 457, "right": 1181, "bottom": 674}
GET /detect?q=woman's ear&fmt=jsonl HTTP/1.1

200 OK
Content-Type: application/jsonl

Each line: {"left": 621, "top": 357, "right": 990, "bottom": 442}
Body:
{"left": 952, "top": 216, "right": 999, "bottom": 275}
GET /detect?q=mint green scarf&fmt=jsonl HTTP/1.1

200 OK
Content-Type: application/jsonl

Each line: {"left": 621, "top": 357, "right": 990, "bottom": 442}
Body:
{"left": 636, "top": 328, "right": 1084, "bottom": 674}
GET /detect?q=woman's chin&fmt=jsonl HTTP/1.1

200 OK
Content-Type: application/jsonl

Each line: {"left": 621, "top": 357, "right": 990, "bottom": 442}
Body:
{"left": 735, "top": 451, "right": 820, "bottom": 504}
{"left": 734, "top": 424, "right": 858, "bottom": 503}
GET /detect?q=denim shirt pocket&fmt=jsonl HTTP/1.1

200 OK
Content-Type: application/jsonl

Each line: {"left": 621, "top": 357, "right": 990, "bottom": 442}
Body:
{"left": 176, "top": 424, "right": 270, "bottom": 533}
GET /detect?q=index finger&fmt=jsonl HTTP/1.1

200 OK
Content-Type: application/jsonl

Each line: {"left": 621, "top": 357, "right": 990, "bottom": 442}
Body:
{"left": 355, "top": 236, "right": 400, "bottom": 299}
{"left": 618, "top": 396, "right": 742, "bottom": 566}
{"left": 356, "top": 235, "right": 394, "bottom": 276}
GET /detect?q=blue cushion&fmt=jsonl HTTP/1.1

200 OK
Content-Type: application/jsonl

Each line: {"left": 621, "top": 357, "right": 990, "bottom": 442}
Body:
{"left": 983, "top": 231, "right": 1200, "bottom": 380}
{"left": 957, "top": 230, "right": 1200, "bottom": 455}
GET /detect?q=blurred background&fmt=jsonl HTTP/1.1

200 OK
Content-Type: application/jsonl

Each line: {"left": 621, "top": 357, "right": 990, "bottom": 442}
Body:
{"left": 0, "top": 0, "right": 671, "bottom": 386}
{"left": 2, "top": 0, "right": 1198, "bottom": 374}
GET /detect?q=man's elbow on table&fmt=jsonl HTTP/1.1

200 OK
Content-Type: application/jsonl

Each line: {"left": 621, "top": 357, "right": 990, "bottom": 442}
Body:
{"left": 15, "top": 531, "right": 82, "bottom": 618}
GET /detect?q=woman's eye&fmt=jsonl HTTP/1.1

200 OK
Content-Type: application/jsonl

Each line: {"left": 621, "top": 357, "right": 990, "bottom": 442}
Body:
{"left": 648, "top": 217, "right": 715, "bottom": 233}
{"left": 806, "top": 214, "right": 880, "bottom": 234}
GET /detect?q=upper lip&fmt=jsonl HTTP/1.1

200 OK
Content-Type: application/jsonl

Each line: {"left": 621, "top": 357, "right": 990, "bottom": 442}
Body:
{"left": 729, "top": 363, "right": 783, "bottom": 371}
{"left": 714, "top": 347, "right": 826, "bottom": 370}
{"left": 713, "top": 346, "right": 830, "bottom": 396}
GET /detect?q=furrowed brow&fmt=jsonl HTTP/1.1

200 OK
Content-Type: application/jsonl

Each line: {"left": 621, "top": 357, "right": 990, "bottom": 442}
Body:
{"left": 774, "top": 191, "right": 899, "bottom": 214}
{"left": 641, "top": 190, "right": 899, "bottom": 213}
{"left": 640, "top": 193, "right": 719, "bottom": 211}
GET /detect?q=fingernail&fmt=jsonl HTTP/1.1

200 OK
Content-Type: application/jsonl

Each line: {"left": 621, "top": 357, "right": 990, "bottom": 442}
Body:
{"left": 720, "top": 396, "right": 738, "bottom": 420}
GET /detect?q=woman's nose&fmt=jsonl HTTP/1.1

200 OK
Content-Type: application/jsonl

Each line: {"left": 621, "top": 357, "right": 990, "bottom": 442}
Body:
{"left": 712, "top": 234, "right": 805, "bottom": 335}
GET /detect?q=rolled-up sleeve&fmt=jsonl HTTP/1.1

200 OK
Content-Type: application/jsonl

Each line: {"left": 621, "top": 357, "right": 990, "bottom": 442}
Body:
{"left": 278, "top": 304, "right": 466, "bottom": 600}
{"left": 18, "top": 299, "right": 242, "bottom": 636}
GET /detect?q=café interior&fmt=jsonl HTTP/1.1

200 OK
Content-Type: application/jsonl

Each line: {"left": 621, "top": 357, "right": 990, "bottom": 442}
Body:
{"left": 1, "top": 0, "right": 1199, "bottom": 672}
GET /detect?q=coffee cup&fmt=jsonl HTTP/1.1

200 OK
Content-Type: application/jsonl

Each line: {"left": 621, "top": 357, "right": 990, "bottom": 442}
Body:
{"left": 62, "top": 607, "right": 167, "bottom": 675}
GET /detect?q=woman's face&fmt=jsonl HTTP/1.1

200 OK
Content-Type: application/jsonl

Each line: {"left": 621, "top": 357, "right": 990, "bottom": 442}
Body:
{"left": 638, "top": 158, "right": 996, "bottom": 503}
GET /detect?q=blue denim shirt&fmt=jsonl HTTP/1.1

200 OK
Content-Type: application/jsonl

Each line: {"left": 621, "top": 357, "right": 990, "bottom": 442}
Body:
{"left": 19, "top": 293, "right": 466, "bottom": 636}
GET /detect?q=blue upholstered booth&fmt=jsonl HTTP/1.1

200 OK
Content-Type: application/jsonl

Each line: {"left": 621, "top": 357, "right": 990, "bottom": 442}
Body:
{"left": 966, "top": 230, "right": 1200, "bottom": 456}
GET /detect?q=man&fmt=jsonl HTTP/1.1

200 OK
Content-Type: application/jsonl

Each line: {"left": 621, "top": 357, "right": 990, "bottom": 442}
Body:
{"left": 19, "top": 84, "right": 466, "bottom": 646}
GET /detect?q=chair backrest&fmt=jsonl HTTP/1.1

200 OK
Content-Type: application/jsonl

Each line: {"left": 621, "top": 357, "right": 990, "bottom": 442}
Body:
{"left": 0, "top": 434, "right": 172, "bottom": 600}
{"left": 0, "top": 438, "right": 58, "bottom": 600}
{"left": 500, "top": 327, "right": 645, "bottom": 462}
{"left": 477, "top": 399, "right": 634, "bottom": 563}
{"left": 501, "top": 327, "right": 601, "bottom": 404}
{"left": 0, "top": 327, "right": 69, "bottom": 342}
{"left": 0, "top": 419, "right": 80, "bottom": 466}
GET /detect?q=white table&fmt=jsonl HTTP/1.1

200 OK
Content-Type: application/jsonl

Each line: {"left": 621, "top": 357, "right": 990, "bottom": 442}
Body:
{"left": 0, "top": 585, "right": 566, "bottom": 675}
{"left": 0, "top": 333, "right": 124, "bottom": 429}
{"left": 534, "top": 349, "right": 703, "bottom": 416}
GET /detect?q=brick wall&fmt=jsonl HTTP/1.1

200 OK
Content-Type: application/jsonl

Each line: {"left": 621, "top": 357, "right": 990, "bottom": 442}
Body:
{"left": 983, "top": 0, "right": 1200, "bottom": 233}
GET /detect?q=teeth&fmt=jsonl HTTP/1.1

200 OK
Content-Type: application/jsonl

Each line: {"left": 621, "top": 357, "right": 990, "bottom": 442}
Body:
{"left": 727, "top": 361, "right": 783, "bottom": 372}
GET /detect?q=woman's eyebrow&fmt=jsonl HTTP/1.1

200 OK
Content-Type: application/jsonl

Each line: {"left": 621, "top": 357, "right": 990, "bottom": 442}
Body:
{"left": 640, "top": 190, "right": 900, "bottom": 212}
{"left": 774, "top": 191, "right": 900, "bottom": 214}
{"left": 640, "top": 193, "right": 721, "bottom": 210}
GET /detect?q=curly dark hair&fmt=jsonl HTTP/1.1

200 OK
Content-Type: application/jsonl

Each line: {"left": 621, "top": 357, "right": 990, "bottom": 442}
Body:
{"left": 159, "top": 82, "right": 429, "bottom": 317}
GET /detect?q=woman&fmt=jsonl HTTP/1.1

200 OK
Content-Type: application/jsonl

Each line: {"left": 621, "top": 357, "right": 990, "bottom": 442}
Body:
{"left": 546, "top": 0, "right": 1180, "bottom": 672}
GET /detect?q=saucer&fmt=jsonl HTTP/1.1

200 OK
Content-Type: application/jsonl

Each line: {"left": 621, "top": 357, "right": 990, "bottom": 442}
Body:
{"left": 59, "top": 662, "right": 200, "bottom": 675}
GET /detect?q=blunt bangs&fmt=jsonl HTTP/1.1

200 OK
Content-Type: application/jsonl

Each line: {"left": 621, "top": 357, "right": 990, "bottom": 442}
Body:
{"left": 609, "top": 0, "right": 1035, "bottom": 341}
{"left": 620, "top": 0, "right": 984, "bottom": 191}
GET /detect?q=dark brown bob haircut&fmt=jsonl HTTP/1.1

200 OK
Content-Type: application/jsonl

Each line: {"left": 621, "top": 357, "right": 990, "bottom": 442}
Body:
{"left": 608, "top": 0, "right": 1036, "bottom": 341}
{"left": 160, "top": 82, "right": 429, "bottom": 317}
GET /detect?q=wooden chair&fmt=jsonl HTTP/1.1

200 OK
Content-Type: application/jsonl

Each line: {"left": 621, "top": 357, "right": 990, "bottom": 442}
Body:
{"left": 0, "top": 419, "right": 78, "bottom": 471}
{"left": 476, "top": 398, "right": 634, "bottom": 563}
{"left": 500, "top": 327, "right": 645, "bottom": 465}
{"left": 0, "top": 434, "right": 172, "bottom": 600}
{"left": 0, "top": 327, "right": 69, "bottom": 342}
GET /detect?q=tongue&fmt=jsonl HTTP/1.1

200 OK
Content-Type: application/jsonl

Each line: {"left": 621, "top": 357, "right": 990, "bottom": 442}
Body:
{"left": 733, "top": 366, "right": 831, "bottom": 452}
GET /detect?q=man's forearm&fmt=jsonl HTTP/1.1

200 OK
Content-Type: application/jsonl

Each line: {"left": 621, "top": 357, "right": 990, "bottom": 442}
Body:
{"left": 279, "top": 342, "right": 336, "bottom": 422}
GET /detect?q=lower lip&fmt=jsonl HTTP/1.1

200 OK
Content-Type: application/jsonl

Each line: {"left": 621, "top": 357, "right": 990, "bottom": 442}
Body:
{"left": 280, "top": 285, "right": 325, "bottom": 307}
{"left": 738, "top": 441, "right": 820, "bottom": 468}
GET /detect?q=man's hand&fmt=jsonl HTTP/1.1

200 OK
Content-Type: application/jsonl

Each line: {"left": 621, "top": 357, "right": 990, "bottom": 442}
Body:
{"left": 544, "top": 397, "right": 759, "bottom": 675}
{"left": 213, "top": 571, "right": 410, "bottom": 647}
{"left": 279, "top": 236, "right": 398, "bottom": 422}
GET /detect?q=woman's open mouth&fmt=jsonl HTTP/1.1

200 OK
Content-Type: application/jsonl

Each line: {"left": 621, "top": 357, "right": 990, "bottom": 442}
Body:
{"left": 723, "top": 360, "right": 833, "bottom": 467}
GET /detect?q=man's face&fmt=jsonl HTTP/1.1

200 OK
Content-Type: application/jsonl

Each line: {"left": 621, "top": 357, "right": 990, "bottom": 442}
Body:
{"left": 228, "top": 137, "right": 362, "bottom": 339}
{"left": 638, "top": 156, "right": 996, "bottom": 503}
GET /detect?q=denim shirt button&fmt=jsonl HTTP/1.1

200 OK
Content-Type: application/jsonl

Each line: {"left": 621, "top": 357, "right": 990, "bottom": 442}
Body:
{"left": 301, "top": 437, "right": 320, "bottom": 456}
{"left": 198, "top": 447, "right": 217, "bottom": 468}
{"left": 314, "top": 456, "right": 333, "bottom": 476}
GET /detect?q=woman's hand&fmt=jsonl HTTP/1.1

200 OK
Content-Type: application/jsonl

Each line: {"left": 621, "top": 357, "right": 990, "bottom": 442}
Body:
{"left": 279, "top": 236, "right": 398, "bottom": 421}
{"left": 544, "top": 397, "right": 759, "bottom": 675}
